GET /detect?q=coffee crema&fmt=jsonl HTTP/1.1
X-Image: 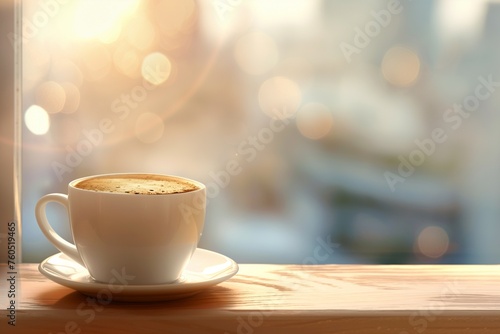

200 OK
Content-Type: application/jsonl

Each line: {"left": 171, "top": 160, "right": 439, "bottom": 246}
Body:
{"left": 74, "top": 174, "right": 200, "bottom": 195}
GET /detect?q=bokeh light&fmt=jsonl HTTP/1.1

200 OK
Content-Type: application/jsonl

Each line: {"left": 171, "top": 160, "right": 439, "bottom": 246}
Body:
{"left": 24, "top": 105, "right": 50, "bottom": 135}
{"left": 23, "top": 41, "right": 51, "bottom": 90}
{"left": 114, "top": 45, "right": 141, "bottom": 78}
{"left": 153, "top": 0, "right": 196, "bottom": 37}
{"left": 296, "top": 103, "right": 333, "bottom": 140}
{"left": 134, "top": 112, "right": 165, "bottom": 144}
{"left": 417, "top": 226, "right": 450, "bottom": 259}
{"left": 61, "top": 83, "right": 81, "bottom": 114}
{"left": 234, "top": 31, "right": 279, "bottom": 76}
{"left": 258, "top": 76, "right": 302, "bottom": 119}
{"left": 126, "top": 17, "right": 156, "bottom": 51}
{"left": 381, "top": 46, "right": 420, "bottom": 87}
{"left": 35, "top": 81, "right": 66, "bottom": 114}
{"left": 141, "top": 52, "right": 172, "bottom": 85}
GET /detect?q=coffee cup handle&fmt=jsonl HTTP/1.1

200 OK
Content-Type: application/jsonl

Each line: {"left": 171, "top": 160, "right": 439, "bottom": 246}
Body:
{"left": 35, "top": 193, "right": 86, "bottom": 267}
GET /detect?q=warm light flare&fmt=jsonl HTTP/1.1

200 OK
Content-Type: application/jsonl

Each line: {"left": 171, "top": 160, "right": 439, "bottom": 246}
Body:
{"left": 99, "top": 24, "right": 122, "bottom": 44}
{"left": 73, "top": 0, "right": 140, "bottom": 40}
{"left": 126, "top": 17, "right": 156, "bottom": 51}
{"left": 153, "top": 0, "right": 196, "bottom": 37}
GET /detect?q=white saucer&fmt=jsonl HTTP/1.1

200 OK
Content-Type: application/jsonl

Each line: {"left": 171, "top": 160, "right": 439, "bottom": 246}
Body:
{"left": 39, "top": 248, "right": 238, "bottom": 302}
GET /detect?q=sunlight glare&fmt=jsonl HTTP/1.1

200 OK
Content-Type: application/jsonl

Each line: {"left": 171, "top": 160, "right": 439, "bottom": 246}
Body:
{"left": 73, "top": 0, "right": 139, "bottom": 40}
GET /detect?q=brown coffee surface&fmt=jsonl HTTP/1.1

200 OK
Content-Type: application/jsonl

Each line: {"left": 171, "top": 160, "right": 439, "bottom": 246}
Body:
{"left": 75, "top": 175, "right": 200, "bottom": 195}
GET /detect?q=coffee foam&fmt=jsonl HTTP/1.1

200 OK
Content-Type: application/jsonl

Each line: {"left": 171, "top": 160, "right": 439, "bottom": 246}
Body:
{"left": 75, "top": 175, "right": 200, "bottom": 195}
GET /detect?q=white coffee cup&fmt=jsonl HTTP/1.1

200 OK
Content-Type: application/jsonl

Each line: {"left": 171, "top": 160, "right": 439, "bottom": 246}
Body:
{"left": 35, "top": 173, "right": 206, "bottom": 285}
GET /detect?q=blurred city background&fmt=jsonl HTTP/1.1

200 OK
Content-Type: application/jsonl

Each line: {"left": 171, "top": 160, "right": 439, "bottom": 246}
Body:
{"left": 1, "top": 0, "right": 500, "bottom": 264}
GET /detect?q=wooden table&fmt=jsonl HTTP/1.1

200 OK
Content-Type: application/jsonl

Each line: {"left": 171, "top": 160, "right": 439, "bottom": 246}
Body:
{"left": 1, "top": 264, "right": 500, "bottom": 333}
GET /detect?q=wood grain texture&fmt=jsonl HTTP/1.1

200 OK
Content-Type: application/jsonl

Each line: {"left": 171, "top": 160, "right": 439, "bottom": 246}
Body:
{"left": 1, "top": 264, "right": 500, "bottom": 333}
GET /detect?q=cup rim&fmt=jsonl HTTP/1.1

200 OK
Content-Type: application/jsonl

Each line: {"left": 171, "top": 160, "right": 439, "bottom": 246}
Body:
{"left": 68, "top": 173, "right": 206, "bottom": 196}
